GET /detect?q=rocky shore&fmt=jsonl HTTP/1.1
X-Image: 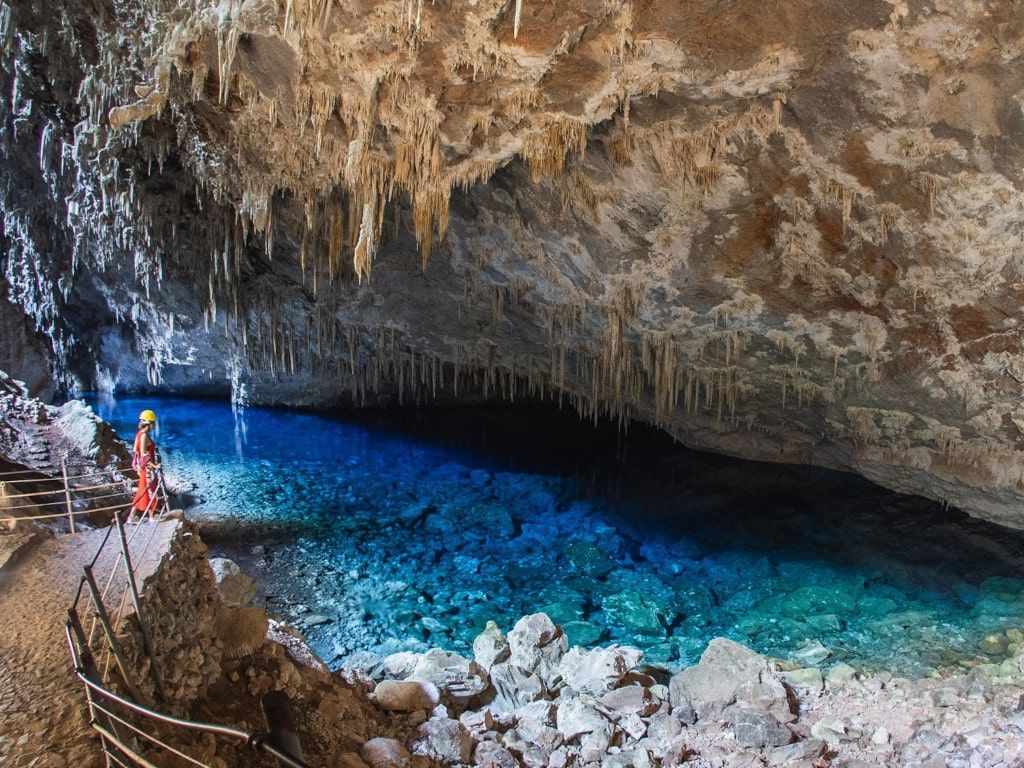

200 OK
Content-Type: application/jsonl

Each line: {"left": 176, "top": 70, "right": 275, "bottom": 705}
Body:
{"left": 171, "top": 538, "right": 1024, "bottom": 768}
{"left": 332, "top": 614, "right": 1024, "bottom": 768}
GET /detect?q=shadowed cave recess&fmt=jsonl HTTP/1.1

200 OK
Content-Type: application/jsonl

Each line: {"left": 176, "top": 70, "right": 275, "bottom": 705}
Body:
{"left": 3, "top": 0, "right": 1024, "bottom": 743}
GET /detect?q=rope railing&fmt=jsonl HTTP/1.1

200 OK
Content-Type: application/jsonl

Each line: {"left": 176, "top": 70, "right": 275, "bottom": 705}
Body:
{"left": 57, "top": 454, "right": 313, "bottom": 768}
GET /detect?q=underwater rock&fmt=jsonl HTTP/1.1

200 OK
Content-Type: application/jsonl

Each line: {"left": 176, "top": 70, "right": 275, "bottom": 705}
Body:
{"left": 538, "top": 601, "right": 585, "bottom": 626}
{"left": 561, "top": 621, "right": 605, "bottom": 647}
{"left": 856, "top": 597, "right": 898, "bottom": 616}
{"left": 602, "top": 593, "right": 667, "bottom": 637}
{"left": 805, "top": 614, "right": 842, "bottom": 632}
{"left": 979, "top": 634, "right": 1008, "bottom": 655}
{"left": 791, "top": 641, "right": 831, "bottom": 667}
{"left": 781, "top": 587, "right": 858, "bottom": 619}
{"left": 563, "top": 542, "right": 617, "bottom": 579}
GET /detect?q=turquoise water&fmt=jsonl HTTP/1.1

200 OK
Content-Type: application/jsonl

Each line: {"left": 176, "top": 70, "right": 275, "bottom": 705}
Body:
{"left": 87, "top": 394, "right": 1024, "bottom": 677}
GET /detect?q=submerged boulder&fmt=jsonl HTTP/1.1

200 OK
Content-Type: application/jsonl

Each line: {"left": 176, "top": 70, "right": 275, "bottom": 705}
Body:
{"left": 563, "top": 542, "right": 617, "bottom": 578}
{"left": 561, "top": 621, "right": 605, "bottom": 647}
{"left": 602, "top": 592, "right": 667, "bottom": 637}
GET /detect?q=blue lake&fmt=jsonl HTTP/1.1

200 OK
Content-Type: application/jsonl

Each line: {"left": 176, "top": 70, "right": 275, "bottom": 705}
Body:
{"left": 86, "top": 394, "right": 1024, "bottom": 677}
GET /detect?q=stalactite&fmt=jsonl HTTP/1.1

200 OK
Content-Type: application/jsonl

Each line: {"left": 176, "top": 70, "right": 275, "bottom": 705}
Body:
{"left": 878, "top": 203, "right": 901, "bottom": 245}
{"left": 523, "top": 118, "right": 588, "bottom": 183}
{"left": 921, "top": 173, "right": 941, "bottom": 216}
{"left": 216, "top": 1, "right": 242, "bottom": 105}
{"left": 772, "top": 92, "right": 787, "bottom": 129}
{"left": 353, "top": 200, "right": 377, "bottom": 281}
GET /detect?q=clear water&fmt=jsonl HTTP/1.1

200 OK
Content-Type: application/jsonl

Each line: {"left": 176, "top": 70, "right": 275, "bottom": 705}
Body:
{"left": 86, "top": 394, "right": 1024, "bottom": 677}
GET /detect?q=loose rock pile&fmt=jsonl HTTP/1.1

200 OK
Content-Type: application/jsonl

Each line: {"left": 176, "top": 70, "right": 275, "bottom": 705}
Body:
{"left": 331, "top": 613, "right": 1024, "bottom": 768}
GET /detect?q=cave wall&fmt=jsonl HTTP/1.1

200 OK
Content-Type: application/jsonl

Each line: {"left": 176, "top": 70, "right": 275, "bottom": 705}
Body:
{"left": 0, "top": 291, "right": 52, "bottom": 397}
{"left": 1, "top": 0, "right": 1024, "bottom": 526}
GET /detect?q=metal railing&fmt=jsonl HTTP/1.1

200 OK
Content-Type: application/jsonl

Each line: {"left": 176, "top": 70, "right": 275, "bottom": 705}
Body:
{"left": 0, "top": 461, "right": 142, "bottom": 530}
{"left": 10, "top": 455, "right": 318, "bottom": 768}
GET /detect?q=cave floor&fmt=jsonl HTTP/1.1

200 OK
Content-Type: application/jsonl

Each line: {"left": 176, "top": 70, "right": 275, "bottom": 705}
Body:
{"left": 0, "top": 520, "right": 178, "bottom": 767}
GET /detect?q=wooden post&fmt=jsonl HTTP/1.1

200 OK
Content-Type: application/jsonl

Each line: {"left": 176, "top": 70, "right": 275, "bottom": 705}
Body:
{"left": 261, "top": 690, "right": 304, "bottom": 767}
{"left": 62, "top": 457, "right": 76, "bottom": 533}
{"left": 83, "top": 564, "right": 144, "bottom": 702}
{"left": 113, "top": 510, "right": 167, "bottom": 702}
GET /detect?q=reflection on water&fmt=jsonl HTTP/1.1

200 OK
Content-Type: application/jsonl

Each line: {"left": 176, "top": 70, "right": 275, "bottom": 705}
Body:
{"left": 87, "top": 394, "right": 1024, "bottom": 676}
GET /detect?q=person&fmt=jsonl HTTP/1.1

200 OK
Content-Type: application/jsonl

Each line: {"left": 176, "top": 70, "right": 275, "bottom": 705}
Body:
{"left": 130, "top": 409, "right": 163, "bottom": 524}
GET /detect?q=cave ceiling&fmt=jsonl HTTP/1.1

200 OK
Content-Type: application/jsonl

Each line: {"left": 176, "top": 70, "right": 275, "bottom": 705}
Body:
{"left": 2, "top": 0, "right": 1024, "bottom": 525}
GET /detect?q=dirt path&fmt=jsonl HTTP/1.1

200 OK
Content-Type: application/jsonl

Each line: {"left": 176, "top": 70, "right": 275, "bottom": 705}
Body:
{"left": 0, "top": 519, "right": 179, "bottom": 768}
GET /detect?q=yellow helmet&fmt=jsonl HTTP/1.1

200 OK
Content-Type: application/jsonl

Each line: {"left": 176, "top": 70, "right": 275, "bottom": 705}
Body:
{"left": 139, "top": 409, "right": 157, "bottom": 424}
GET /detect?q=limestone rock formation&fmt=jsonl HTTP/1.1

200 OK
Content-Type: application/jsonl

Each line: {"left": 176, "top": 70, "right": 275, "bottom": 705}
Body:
{"left": 1, "top": 1, "right": 1023, "bottom": 524}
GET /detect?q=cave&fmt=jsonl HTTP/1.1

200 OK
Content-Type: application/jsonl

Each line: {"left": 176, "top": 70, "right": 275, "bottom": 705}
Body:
{"left": 2, "top": 1, "right": 1024, "bottom": 767}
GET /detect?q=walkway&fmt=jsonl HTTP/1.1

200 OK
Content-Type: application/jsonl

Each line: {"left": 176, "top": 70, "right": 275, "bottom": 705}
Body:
{"left": 0, "top": 520, "right": 179, "bottom": 767}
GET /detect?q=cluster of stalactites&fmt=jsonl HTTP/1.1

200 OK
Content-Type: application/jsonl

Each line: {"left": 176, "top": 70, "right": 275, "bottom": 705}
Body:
{"left": 95, "top": 0, "right": 626, "bottom": 286}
